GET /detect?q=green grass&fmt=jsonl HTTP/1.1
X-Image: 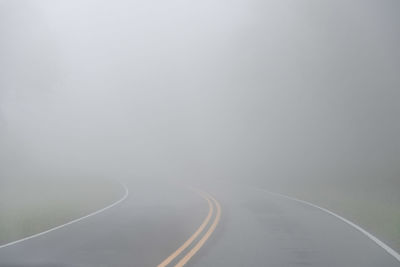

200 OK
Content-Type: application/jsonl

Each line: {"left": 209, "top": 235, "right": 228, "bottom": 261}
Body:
{"left": 274, "top": 179, "right": 400, "bottom": 253}
{"left": 0, "top": 177, "right": 123, "bottom": 245}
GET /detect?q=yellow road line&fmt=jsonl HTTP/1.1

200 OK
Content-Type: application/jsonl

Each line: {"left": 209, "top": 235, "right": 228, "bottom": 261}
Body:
{"left": 175, "top": 193, "right": 221, "bottom": 267}
{"left": 157, "top": 192, "right": 214, "bottom": 267}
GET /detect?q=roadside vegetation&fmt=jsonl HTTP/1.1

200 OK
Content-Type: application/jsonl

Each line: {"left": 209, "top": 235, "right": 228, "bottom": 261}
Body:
{"left": 274, "top": 178, "right": 400, "bottom": 253}
{"left": 0, "top": 175, "right": 123, "bottom": 245}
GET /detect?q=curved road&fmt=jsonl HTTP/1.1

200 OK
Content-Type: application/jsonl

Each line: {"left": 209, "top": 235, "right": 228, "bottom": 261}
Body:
{"left": 0, "top": 180, "right": 399, "bottom": 266}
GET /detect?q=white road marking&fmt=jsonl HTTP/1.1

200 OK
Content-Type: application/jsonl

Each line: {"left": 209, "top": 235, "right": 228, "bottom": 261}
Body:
{"left": 0, "top": 183, "right": 129, "bottom": 249}
{"left": 255, "top": 188, "right": 400, "bottom": 263}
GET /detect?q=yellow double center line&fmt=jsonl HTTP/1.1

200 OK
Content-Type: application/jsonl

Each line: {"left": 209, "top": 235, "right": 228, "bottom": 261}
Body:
{"left": 157, "top": 191, "right": 221, "bottom": 267}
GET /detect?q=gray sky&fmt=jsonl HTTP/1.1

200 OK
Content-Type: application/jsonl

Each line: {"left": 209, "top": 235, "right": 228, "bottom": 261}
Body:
{"left": 1, "top": 0, "right": 399, "bottom": 186}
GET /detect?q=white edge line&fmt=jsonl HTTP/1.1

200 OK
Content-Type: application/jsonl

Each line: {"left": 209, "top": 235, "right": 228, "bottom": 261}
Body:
{"left": 0, "top": 182, "right": 129, "bottom": 249}
{"left": 254, "top": 187, "right": 400, "bottom": 263}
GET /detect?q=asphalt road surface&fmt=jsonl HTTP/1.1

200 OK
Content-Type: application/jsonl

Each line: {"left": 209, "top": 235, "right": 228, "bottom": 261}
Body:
{"left": 0, "top": 180, "right": 399, "bottom": 266}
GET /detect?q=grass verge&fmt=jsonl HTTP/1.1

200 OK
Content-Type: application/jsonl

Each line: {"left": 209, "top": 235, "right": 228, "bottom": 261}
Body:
{"left": 274, "top": 180, "right": 400, "bottom": 254}
{"left": 0, "top": 176, "right": 123, "bottom": 245}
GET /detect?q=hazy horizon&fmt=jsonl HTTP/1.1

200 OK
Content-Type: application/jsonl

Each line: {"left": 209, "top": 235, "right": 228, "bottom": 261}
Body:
{"left": 1, "top": 0, "right": 399, "bottom": 188}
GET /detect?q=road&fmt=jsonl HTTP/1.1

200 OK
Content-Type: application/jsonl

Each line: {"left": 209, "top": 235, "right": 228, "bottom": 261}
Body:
{"left": 0, "top": 180, "right": 399, "bottom": 266}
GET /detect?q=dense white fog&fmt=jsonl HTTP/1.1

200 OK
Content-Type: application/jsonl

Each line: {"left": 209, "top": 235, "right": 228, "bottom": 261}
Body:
{"left": 1, "top": 0, "right": 399, "bottom": 188}
{"left": 1, "top": 1, "right": 400, "bottom": 265}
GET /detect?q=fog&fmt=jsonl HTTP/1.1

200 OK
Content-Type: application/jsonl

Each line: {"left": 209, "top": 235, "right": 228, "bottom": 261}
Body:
{"left": 1, "top": 0, "right": 399, "bottom": 189}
